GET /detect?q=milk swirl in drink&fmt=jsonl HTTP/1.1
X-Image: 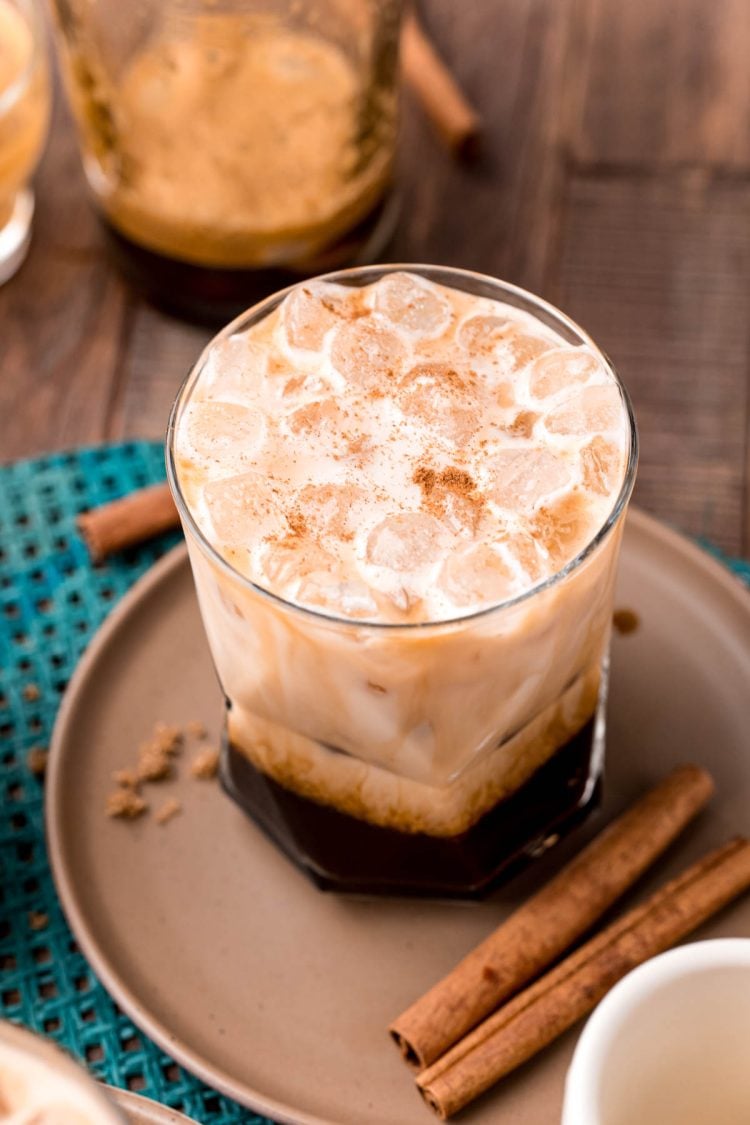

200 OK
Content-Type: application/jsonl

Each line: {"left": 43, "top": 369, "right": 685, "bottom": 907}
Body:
{"left": 169, "top": 267, "right": 636, "bottom": 893}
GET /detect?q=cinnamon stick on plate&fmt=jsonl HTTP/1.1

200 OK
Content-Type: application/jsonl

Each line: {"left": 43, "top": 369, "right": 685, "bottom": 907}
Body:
{"left": 400, "top": 11, "right": 481, "bottom": 159}
{"left": 390, "top": 764, "right": 713, "bottom": 1068}
{"left": 77, "top": 483, "right": 179, "bottom": 563}
{"left": 417, "top": 836, "right": 750, "bottom": 1119}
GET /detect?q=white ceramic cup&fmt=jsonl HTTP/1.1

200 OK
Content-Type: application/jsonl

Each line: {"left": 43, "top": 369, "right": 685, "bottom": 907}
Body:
{"left": 562, "top": 939, "right": 750, "bottom": 1125}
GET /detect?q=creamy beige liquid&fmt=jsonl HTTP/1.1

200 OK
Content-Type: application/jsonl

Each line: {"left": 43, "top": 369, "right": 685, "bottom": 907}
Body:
{"left": 176, "top": 272, "right": 629, "bottom": 623}
{"left": 0, "top": 1031, "right": 120, "bottom": 1123}
{"left": 0, "top": 0, "right": 48, "bottom": 227}
{"left": 63, "top": 13, "right": 395, "bottom": 267}
{"left": 171, "top": 273, "right": 633, "bottom": 836}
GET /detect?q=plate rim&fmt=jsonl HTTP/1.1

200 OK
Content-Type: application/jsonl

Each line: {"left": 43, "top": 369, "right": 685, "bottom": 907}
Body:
{"left": 108, "top": 1085, "right": 199, "bottom": 1125}
{"left": 45, "top": 509, "right": 750, "bottom": 1125}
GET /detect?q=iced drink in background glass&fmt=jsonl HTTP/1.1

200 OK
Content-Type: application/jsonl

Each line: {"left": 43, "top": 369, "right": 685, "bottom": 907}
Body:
{"left": 167, "top": 265, "right": 637, "bottom": 897}
{"left": 0, "top": 0, "right": 50, "bottom": 284}
{"left": 0, "top": 1020, "right": 124, "bottom": 1122}
{"left": 50, "top": 0, "right": 401, "bottom": 321}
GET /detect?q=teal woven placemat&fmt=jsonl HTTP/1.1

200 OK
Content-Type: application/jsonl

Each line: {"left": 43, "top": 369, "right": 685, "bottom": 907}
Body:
{"left": 0, "top": 442, "right": 271, "bottom": 1123}
{"left": 1, "top": 443, "right": 749, "bottom": 1120}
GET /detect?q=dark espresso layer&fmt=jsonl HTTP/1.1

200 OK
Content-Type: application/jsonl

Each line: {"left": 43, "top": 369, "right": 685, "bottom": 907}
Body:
{"left": 220, "top": 719, "right": 600, "bottom": 898}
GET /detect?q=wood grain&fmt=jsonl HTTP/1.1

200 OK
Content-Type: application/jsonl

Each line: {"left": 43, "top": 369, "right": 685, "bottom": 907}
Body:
{"left": 0, "top": 0, "right": 748, "bottom": 555}
{"left": 557, "top": 173, "right": 750, "bottom": 553}
{"left": 573, "top": 0, "right": 750, "bottom": 168}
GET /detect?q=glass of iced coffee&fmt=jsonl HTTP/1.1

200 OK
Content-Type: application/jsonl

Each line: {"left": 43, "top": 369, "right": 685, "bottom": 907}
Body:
{"left": 50, "top": 0, "right": 401, "bottom": 321}
{"left": 167, "top": 265, "right": 637, "bottom": 897}
{"left": 0, "top": 1019, "right": 124, "bottom": 1121}
{"left": 0, "top": 0, "right": 50, "bottom": 284}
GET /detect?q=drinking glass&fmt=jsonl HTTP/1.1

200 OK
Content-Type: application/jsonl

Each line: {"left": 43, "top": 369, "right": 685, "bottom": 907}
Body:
{"left": 167, "top": 265, "right": 638, "bottom": 897}
{"left": 50, "top": 0, "right": 402, "bottom": 320}
{"left": 0, "top": 0, "right": 50, "bottom": 284}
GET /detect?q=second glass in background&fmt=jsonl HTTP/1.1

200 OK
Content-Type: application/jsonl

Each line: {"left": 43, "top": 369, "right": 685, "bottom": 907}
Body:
{"left": 50, "top": 0, "right": 402, "bottom": 320}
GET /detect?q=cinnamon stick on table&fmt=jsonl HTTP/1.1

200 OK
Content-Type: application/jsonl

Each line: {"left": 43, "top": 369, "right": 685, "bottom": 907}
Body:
{"left": 417, "top": 836, "right": 750, "bottom": 1119}
{"left": 400, "top": 11, "right": 481, "bottom": 159}
{"left": 390, "top": 764, "right": 713, "bottom": 1068}
{"left": 77, "top": 483, "right": 179, "bottom": 563}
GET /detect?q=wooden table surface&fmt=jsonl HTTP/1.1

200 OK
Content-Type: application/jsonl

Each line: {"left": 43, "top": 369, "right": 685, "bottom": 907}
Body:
{"left": 2, "top": 0, "right": 749, "bottom": 556}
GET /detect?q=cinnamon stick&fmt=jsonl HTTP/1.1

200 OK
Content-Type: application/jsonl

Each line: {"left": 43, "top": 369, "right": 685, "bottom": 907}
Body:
{"left": 77, "top": 483, "right": 179, "bottom": 562}
{"left": 417, "top": 836, "right": 750, "bottom": 1119}
{"left": 400, "top": 11, "right": 481, "bottom": 159}
{"left": 390, "top": 764, "right": 713, "bottom": 1068}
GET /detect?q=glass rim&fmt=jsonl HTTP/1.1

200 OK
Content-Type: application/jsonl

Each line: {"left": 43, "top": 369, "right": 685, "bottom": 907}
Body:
{"left": 0, "top": 0, "right": 46, "bottom": 119}
{"left": 166, "top": 263, "right": 639, "bottom": 633}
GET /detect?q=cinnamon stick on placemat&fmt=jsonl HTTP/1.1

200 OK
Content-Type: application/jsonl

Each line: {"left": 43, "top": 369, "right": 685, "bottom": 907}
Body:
{"left": 417, "top": 836, "right": 750, "bottom": 1119}
{"left": 401, "top": 11, "right": 481, "bottom": 159}
{"left": 77, "top": 483, "right": 179, "bottom": 563}
{"left": 390, "top": 764, "right": 713, "bottom": 1068}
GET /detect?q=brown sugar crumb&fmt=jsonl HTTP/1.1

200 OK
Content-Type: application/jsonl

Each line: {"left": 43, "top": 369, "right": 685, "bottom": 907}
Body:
{"left": 152, "top": 722, "right": 183, "bottom": 755}
{"left": 155, "top": 797, "right": 182, "bottom": 826}
{"left": 136, "top": 743, "right": 173, "bottom": 783}
{"left": 186, "top": 720, "right": 207, "bottom": 739}
{"left": 28, "top": 911, "right": 48, "bottom": 931}
{"left": 134, "top": 721, "right": 184, "bottom": 782}
{"left": 106, "top": 788, "right": 148, "bottom": 819}
{"left": 113, "top": 768, "right": 139, "bottom": 789}
{"left": 190, "top": 748, "right": 220, "bottom": 780}
{"left": 613, "top": 608, "right": 640, "bottom": 635}
{"left": 22, "top": 684, "right": 40, "bottom": 702}
{"left": 26, "top": 746, "right": 48, "bottom": 777}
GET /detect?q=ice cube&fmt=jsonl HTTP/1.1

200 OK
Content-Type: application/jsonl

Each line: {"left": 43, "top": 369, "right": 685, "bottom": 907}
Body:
{"left": 399, "top": 362, "right": 481, "bottom": 443}
{"left": 490, "top": 448, "right": 573, "bottom": 510}
{"left": 286, "top": 397, "right": 349, "bottom": 440}
{"left": 296, "top": 575, "right": 378, "bottom": 619}
{"left": 281, "top": 281, "right": 361, "bottom": 351}
{"left": 371, "top": 272, "right": 452, "bottom": 338}
{"left": 438, "top": 543, "right": 515, "bottom": 607}
{"left": 458, "top": 317, "right": 549, "bottom": 371}
{"left": 201, "top": 334, "right": 267, "bottom": 400}
{"left": 580, "top": 436, "right": 623, "bottom": 496}
{"left": 180, "top": 401, "right": 266, "bottom": 471}
{"left": 528, "top": 347, "right": 601, "bottom": 400}
{"left": 545, "top": 384, "right": 622, "bottom": 436}
{"left": 330, "top": 319, "right": 408, "bottom": 389}
{"left": 365, "top": 512, "right": 450, "bottom": 572}
{"left": 295, "top": 482, "right": 368, "bottom": 542}
{"left": 530, "top": 491, "right": 596, "bottom": 568}
{"left": 260, "top": 540, "right": 337, "bottom": 588}
{"left": 203, "top": 471, "right": 288, "bottom": 548}
{"left": 458, "top": 314, "right": 512, "bottom": 352}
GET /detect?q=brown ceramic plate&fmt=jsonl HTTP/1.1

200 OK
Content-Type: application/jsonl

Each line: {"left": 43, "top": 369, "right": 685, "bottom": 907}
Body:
{"left": 109, "top": 1087, "right": 198, "bottom": 1125}
{"left": 47, "top": 510, "right": 750, "bottom": 1125}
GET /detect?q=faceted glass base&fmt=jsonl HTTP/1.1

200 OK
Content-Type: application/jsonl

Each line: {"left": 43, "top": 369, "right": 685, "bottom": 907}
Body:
{"left": 220, "top": 675, "right": 608, "bottom": 899}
